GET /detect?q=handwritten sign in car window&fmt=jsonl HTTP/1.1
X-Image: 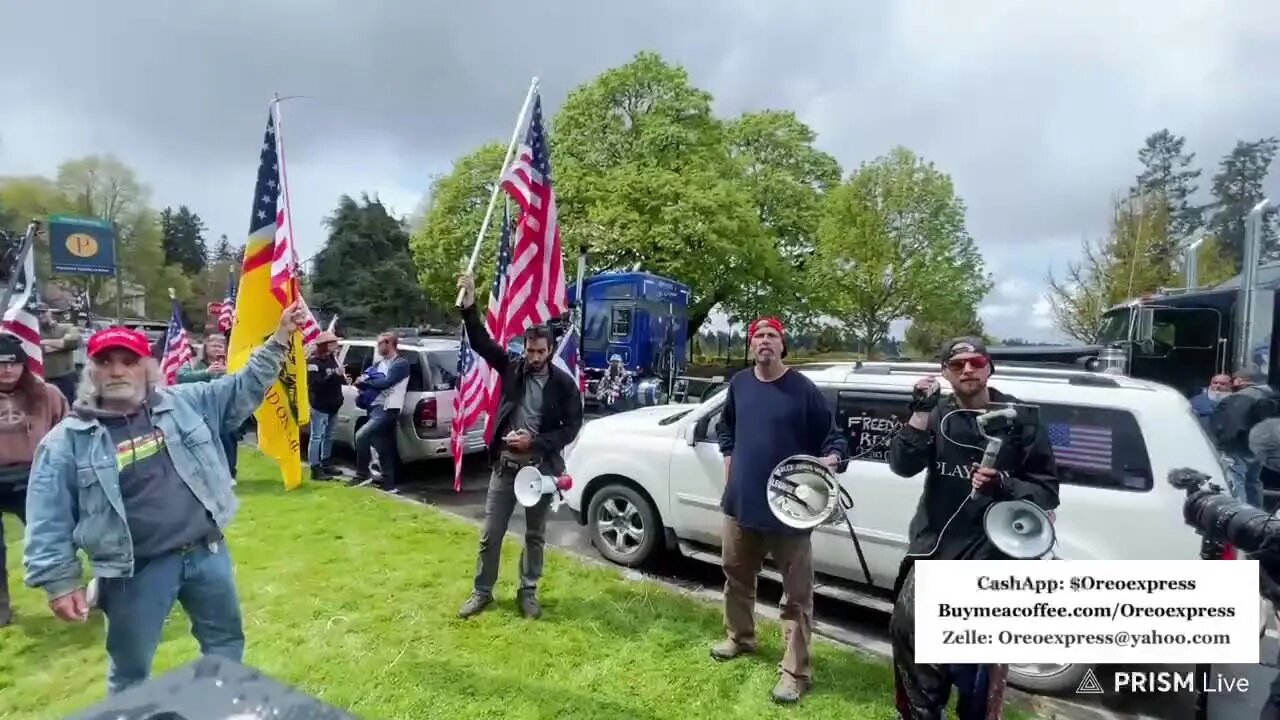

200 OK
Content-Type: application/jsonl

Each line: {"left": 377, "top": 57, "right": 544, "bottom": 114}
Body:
{"left": 836, "top": 393, "right": 910, "bottom": 464}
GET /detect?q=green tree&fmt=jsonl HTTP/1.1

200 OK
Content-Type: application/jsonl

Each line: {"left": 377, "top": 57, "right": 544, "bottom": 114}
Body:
{"left": 410, "top": 143, "right": 508, "bottom": 315}
{"left": 905, "top": 306, "right": 988, "bottom": 358}
{"left": 1207, "top": 137, "right": 1279, "bottom": 267}
{"left": 160, "top": 205, "right": 209, "bottom": 275}
{"left": 810, "top": 146, "right": 991, "bottom": 351}
{"left": 0, "top": 177, "right": 74, "bottom": 281}
{"left": 313, "top": 193, "right": 432, "bottom": 332}
{"left": 1045, "top": 193, "right": 1175, "bottom": 342}
{"left": 1130, "top": 129, "right": 1204, "bottom": 242}
{"left": 721, "top": 110, "right": 841, "bottom": 330}
{"left": 551, "top": 51, "right": 771, "bottom": 338}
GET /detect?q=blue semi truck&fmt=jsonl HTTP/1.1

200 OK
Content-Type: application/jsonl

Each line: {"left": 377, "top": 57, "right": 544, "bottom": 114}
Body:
{"left": 569, "top": 271, "right": 690, "bottom": 406}
{"left": 502, "top": 270, "right": 691, "bottom": 406}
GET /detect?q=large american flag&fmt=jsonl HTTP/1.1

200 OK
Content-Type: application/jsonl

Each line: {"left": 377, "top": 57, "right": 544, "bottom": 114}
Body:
{"left": 1047, "top": 422, "right": 1113, "bottom": 473}
{"left": 243, "top": 108, "right": 321, "bottom": 334}
{"left": 160, "top": 298, "right": 194, "bottom": 385}
{"left": 1, "top": 237, "right": 43, "bottom": 377}
{"left": 496, "top": 90, "right": 568, "bottom": 339}
{"left": 479, "top": 204, "right": 513, "bottom": 446}
{"left": 450, "top": 326, "right": 485, "bottom": 492}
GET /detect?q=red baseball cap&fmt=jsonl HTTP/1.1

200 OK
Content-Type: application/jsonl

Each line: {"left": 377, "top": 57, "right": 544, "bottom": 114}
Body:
{"left": 87, "top": 327, "right": 151, "bottom": 359}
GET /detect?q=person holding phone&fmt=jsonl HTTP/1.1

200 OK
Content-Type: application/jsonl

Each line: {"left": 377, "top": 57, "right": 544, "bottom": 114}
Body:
{"left": 885, "top": 336, "right": 1059, "bottom": 720}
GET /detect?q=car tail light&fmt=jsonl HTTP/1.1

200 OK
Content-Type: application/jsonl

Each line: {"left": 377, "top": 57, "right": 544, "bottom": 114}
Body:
{"left": 414, "top": 397, "right": 437, "bottom": 435}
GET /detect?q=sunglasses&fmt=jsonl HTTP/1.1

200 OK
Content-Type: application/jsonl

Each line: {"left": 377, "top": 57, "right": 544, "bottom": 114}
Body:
{"left": 945, "top": 355, "right": 989, "bottom": 373}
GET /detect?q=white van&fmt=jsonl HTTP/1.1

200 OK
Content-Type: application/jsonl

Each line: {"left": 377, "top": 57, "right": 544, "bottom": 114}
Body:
{"left": 561, "top": 360, "right": 1225, "bottom": 695}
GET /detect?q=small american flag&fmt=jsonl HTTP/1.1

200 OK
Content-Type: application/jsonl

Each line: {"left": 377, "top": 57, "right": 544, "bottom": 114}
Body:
{"left": 479, "top": 204, "right": 513, "bottom": 446}
{"left": 217, "top": 272, "right": 236, "bottom": 333}
{"left": 451, "top": 325, "right": 485, "bottom": 492}
{"left": 1047, "top": 422, "right": 1113, "bottom": 472}
{"left": 1, "top": 235, "right": 43, "bottom": 377}
{"left": 296, "top": 293, "right": 321, "bottom": 346}
{"left": 553, "top": 322, "right": 586, "bottom": 399}
{"left": 268, "top": 102, "right": 301, "bottom": 308}
{"left": 160, "top": 299, "right": 194, "bottom": 385}
{"left": 497, "top": 90, "right": 568, "bottom": 340}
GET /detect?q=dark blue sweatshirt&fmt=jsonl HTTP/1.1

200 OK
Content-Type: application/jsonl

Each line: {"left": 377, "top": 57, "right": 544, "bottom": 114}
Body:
{"left": 716, "top": 368, "right": 847, "bottom": 535}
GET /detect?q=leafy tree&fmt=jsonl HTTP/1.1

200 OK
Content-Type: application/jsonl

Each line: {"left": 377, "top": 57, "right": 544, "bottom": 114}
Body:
{"left": 809, "top": 146, "right": 991, "bottom": 351}
{"left": 0, "top": 177, "right": 74, "bottom": 280}
{"left": 551, "top": 51, "right": 771, "bottom": 338}
{"left": 313, "top": 193, "right": 433, "bottom": 332}
{"left": 905, "top": 306, "right": 988, "bottom": 358}
{"left": 1130, "top": 129, "right": 1203, "bottom": 242}
{"left": 1207, "top": 137, "right": 1279, "bottom": 267}
{"left": 722, "top": 110, "right": 841, "bottom": 329}
{"left": 410, "top": 143, "right": 508, "bottom": 317}
{"left": 1045, "top": 194, "right": 1176, "bottom": 342}
{"left": 159, "top": 205, "right": 209, "bottom": 275}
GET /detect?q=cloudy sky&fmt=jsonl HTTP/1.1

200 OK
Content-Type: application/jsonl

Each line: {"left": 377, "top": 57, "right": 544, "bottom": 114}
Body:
{"left": 3, "top": 1, "right": 1278, "bottom": 342}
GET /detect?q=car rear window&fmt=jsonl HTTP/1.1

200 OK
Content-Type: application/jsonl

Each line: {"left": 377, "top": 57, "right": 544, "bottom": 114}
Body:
{"left": 831, "top": 390, "right": 1154, "bottom": 492}
{"left": 428, "top": 349, "right": 460, "bottom": 391}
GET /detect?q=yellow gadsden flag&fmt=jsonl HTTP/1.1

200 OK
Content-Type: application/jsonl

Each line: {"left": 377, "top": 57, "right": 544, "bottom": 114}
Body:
{"left": 227, "top": 107, "right": 311, "bottom": 491}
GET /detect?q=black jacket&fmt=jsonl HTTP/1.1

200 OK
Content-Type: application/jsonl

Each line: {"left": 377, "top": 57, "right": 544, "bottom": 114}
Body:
{"left": 887, "top": 387, "right": 1059, "bottom": 591}
{"left": 462, "top": 304, "right": 583, "bottom": 475}
{"left": 308, "top": 354, "right": 345, "bottom": 414}
{"left": 1212, "top": 384, "right": 1280, "bottom": 455}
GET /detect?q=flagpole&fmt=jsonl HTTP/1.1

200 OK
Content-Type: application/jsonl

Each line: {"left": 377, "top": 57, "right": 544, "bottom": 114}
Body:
{"left": 456, "top": 76, "right": 539, "bottom": 308}
{"left": 272, "top": 93, "right": 301, "bottom": 305}
{"left": 0, "top": 221, "right": 38, "bottom": 317}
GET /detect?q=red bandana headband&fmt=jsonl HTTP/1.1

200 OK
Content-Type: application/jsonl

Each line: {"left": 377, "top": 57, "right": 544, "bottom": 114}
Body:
{"left": 748, "top": 316, "right": 785, "bottom": 339}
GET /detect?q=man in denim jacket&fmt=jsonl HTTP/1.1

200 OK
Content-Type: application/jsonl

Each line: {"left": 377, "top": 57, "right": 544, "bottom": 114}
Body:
{"left": 23, "top": 302, "right": 306, "bottom": 695}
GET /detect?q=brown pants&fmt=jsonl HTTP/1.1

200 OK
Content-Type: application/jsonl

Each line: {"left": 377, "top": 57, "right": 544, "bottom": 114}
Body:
{"left": 721, "top": 515, "right": 815, "bottom": 682}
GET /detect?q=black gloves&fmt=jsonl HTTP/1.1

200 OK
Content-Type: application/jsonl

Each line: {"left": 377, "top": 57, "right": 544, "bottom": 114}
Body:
{"left": 909, "top": 381, "right": 941, "bottom": 414}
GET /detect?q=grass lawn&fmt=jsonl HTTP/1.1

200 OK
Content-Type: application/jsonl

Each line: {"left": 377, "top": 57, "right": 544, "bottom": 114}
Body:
{"left": 0, "top": 449, "right": 1036, "bottom": 719}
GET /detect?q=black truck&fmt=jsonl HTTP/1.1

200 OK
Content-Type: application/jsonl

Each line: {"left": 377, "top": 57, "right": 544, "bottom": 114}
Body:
{"left": 988, "top": 198, "right": 1278, "bottom": 398}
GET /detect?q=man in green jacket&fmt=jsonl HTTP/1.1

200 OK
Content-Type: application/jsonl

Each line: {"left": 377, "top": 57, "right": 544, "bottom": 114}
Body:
{"left": 177, "top": 333, "right": 241, "bottom": 478}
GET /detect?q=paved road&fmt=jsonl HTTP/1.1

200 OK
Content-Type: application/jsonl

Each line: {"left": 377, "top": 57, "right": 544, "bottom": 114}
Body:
{"left": 313, "top": 444, "right": 1216, "bottom": 720}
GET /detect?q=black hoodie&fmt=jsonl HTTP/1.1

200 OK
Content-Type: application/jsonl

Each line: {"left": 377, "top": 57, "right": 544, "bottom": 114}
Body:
{"left": 887, "top": 387, "right": 1059, "bottom": 591}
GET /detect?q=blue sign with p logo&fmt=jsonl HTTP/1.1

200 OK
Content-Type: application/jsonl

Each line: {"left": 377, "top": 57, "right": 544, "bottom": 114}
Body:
{"left": 48, "top": 214, "right": 117, "bottom": 276}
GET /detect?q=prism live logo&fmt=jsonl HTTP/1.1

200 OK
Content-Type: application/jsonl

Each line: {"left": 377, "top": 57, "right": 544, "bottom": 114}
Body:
{"left": 1077, "top": 668, "right": 1251, "bottom": 695}
{"left": 1076, "top": 668, "right": 1105, "bottom": 694}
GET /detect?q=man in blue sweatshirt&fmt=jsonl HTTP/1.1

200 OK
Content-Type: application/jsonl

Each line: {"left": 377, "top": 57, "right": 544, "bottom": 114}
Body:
{"left": 347, "top": 332, "right": 410, "bottom": 494}
{"left": 711, "top": 316, "right": 847, "bottom": 705}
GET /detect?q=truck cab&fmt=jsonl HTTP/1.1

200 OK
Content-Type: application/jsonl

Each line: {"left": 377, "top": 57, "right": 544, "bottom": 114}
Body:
{"left": 567, "top": 271, "right": 690, "bottom": 405}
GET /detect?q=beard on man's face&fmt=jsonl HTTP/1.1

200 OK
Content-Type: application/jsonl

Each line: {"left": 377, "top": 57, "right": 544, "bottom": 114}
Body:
{"left": 98, "top": 375, "right": 146, "bottom": 403}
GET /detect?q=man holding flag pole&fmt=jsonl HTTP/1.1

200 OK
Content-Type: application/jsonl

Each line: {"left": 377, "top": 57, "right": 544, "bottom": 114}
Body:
{"left": 226, "top": 98, "right": 312, "bottom": 491}
{"left": 452, "top": 78, "right": 583, "bottom": 621}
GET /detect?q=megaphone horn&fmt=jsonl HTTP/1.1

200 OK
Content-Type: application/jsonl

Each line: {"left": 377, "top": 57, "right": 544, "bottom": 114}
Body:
{"left": 766, "top": 455, "right": 843, "bottom": 530}
{"left": 983, "top": 499, "right": 1056, "bottom": 560}
{"left": 513, "top": 466, "right": 573, "bottom": 510}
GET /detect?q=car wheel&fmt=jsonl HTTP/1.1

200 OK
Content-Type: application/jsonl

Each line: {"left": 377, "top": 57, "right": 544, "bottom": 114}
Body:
{"left": 587, "top": 483, "right": 661, "bottom": 567}
{"left": 1007, "top": 663, "right": 1092, "bottom": 695}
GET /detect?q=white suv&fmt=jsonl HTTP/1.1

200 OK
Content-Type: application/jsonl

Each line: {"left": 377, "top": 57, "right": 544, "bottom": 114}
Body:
{"left": 561, "top": 360, "right": 1225, "bottom": 695}
{"left": 328, "top": 337, "right": 487, "bottom": 463}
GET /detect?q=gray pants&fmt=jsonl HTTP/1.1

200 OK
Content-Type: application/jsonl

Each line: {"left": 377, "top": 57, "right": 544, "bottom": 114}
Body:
{"left": 473, "top": 464, "right": 551, "bottom": 599}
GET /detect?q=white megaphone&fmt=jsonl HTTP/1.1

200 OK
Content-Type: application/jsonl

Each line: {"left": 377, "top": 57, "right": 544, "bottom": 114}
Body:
{"left": 513, "top": 466, "right": 574, "bottom": 512}
{"left": 983, "top": 499, "right": 1056, "bottom": 559}
{"left": 766, "top": 455, "right": 845, "bottom": 530}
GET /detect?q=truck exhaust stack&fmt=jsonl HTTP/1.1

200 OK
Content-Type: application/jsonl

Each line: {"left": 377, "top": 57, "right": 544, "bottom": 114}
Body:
{"left": 1234, "top": 198, "right": 1273, "bottom": 374}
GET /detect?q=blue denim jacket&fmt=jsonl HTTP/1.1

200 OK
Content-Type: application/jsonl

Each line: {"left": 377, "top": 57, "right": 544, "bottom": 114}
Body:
{"left": 23, "top": 339, "right": 287, "bottom": 599}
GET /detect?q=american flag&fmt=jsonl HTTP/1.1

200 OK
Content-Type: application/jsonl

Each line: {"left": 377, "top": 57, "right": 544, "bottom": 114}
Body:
{"left": 496, "top": 90, "right": 568, "bottom": 340}
{"left": 217, "top": 272, "right": 236, "bottom": 333}
{"left": 297, "top": 294, "right": 321, "bottom": 346}
{"left": 1, "top": 238, "right": 43, "bottom": 377}
{"left": 268, "top": 102, "right": 300, "bottom": 308}
{"left": 553, "top": 322, "right": 586, "bottom": 398}
{"left": 1047, "top": 422, "right": 1113, "bottom": 472}
{"left": 479, "top": 204, "right": 513, "bottom": 446}
{"left": 160, "top": 298, "right": 194, "bottom": 385}
{"left": 450, "top": 325, "right": 485, "bottom": 492}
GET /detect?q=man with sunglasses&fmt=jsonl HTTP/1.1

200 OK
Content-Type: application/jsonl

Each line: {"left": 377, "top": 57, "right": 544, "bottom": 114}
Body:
{"left": 886, "top": 336, "right": 1059, "bottom": 720}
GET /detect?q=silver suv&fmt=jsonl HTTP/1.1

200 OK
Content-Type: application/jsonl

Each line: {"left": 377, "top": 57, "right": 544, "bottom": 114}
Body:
{"left": 329, "top": 337, "right": 488, "bottom": 463}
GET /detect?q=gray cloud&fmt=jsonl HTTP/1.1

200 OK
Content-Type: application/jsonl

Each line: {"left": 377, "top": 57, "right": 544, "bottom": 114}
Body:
{"left": 2, "top": 0, "right": 1278, "bottom": 342}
